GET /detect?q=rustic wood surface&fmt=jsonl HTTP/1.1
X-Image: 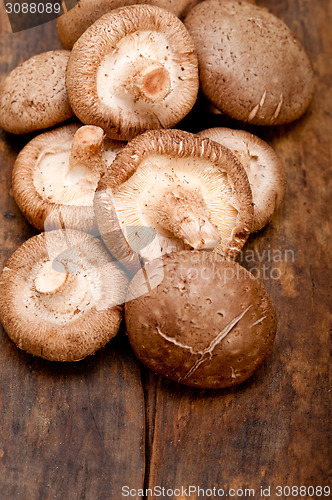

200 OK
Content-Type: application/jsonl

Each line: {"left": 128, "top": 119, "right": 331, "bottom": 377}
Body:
{"left": 0, "top": 5, "right": 145, "bottom": 500}
{"left": 0, "top": 0, "right": 331, "bottom": 498}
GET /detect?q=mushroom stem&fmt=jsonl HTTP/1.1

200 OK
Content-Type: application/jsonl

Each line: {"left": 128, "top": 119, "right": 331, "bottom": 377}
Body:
{"left": 34, "top": 261, "right": 69, "bottom": 295}
{"left": 69, "top": 125, "right": 106, "bottom": 175}
{"left": 129, "top": 58, "right": 171, "bottom": 103}
{"left": 154, "top": 187, "right": 221, "bottom": 250}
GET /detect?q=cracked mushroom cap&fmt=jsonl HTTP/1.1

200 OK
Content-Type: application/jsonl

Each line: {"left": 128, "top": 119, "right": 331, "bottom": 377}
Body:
{"left": 12, "top": 124, "right": 125, "bottom": 233}
{"left": 125, "top": 251, "right": 277, "bottom": 389}
{"left": 94, "top": 129, "right": 253, "bottom": 271}
{"left": 0, "top": 51, "right": 74, "bottom": 135}
{"left": 197, "top": 127, "right": 287, "bottom": 231}
{"left": 66, "top": 5, "right": 199, "bottom": 140}
{"left": 185, "top": 0, "right": 315, "bottom": 125}
{"left": 57, "top": 0, "right": 201, "bottom": 49}
{"left": 0, "top": 230, "right": 128, "bottom": 361}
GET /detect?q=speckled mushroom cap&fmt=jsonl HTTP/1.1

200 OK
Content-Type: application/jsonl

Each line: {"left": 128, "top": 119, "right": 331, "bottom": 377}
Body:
{"left": 66, "top": 5, "right": 199, "bottom": 140}
{"left": 197, "top": 127, "right": 287, "bottom": 231}
{"left": 0, "top": 230, "right": 128, "bottom": 361}
{"left": 185, "top": 0, "right": 315, "bottom": 125}
{"left": 94, "top": 129, "right": 253, "bottom": 271}
{"left": 57, "top": 0, "right": 201, "bottom": 49}
{"left": 125, "top": 251, "right": 277, "bottom": 389}
{"left": 12, "top": 124, "right": 125, "bottom": 233}
{"left": 0, "top": 51, "right": 74, "bottom": 135}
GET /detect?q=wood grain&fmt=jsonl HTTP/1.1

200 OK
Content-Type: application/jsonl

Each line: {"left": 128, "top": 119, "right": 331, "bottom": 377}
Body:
{"left": 145, "top": 0, "right": 332, "bottom": 497}
{"left": 0, "top": 13, "right": 145, "bottom": 500}
{"left": 0, "top": 1, "right": 331, "bottom": 499}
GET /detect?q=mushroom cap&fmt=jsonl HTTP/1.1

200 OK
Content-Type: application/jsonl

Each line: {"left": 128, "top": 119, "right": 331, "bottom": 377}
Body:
{"left": 94, "top": 128, "right": 253, "bottom": 270}
{"left": 0, "top": 230, "right": 129, "bottom": 361}
{"left": 57, "top": 0, "right": 201, "bottom": 49}
{"left": 185, "top": 0, "right": 315, "bottom": 125}
{"left": 0, "top": 51, "right": 74, "bottom": 135}
{"left": 66, "top": 5, "right": 199, "bottom": 140}
{"left": 12, "top": 124, "right": 125, "bottom": 233}
{"left": 125, "top": 251, "right": 277, "bottom": 389}
{"left": 197, "top": 127, "right": 287, "bottom": 231}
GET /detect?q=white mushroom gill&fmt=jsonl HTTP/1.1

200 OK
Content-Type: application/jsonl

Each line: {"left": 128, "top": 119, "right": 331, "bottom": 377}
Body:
{"left": 200, "top": 131, "right": 283, "bottom": 224}
{"left": 30, "top": 256, "right": 127, "bottom": 324}
{"left": 33, "top": 127, "right": 121, "bottom": 207}
{"left": 213, "top": 135, "right": 268, "bottom": 188}
{"left": 32, "top": 258, "right": 98, "bottom": 323}
{"left": 97, "top": 31, "right": 181, "bottom": 118}
{"left": 111, "top": 154, "right": 239, "bottom": 259}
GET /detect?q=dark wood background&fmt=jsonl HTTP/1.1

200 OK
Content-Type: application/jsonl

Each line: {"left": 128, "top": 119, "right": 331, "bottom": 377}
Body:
{"left": 0, "top": 1, "right": 330, "bottom": 498}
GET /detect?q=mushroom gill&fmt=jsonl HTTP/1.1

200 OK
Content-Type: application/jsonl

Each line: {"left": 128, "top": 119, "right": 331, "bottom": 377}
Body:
{"left": 0, "top": 230, "right": 129, "bottom": 361}
{"left": 97, "top": 31, "right": 174, "bottom": 108}
{"left": 94, "top": 129, "right": 253, "bottom": 269}
{"left": 34, "top": 125, "right": 106, "bottom": 207}
{"left": 197, "top": 127, "right": 287, "bottom": 231}
{"left": 111, "top": 155, "right": 237, "bottom": 256}
{"left": 12, "top": 124, "right": 125, "bottom": 232}
{"left": 57, "top": 1, "right": 201, "bottom": 50}
{"left": 66, "top": 5, "right": 199, "bottom": 139}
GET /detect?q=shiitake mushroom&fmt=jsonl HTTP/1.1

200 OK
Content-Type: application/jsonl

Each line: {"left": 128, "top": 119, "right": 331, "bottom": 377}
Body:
{"left": 0, "top": 1, "right": 298, "bottom": 383}
{"left": 0, "top": 51, "right": 74, "bottom": 135}
{"left": 12, "top": 124, "right": 125, "bottom": 233}
{"left": 66, "top": 5, "right": 199, "bottom": 140}
{"left": 94, "top": 129, "right": 254, "bottom": 272}
{"left": 185, "top": 0, "right": 315, "bottom": 125}
{"left": 125, "top": 251, "right": 277, "bottom": 389}
{"left": 0, "top": 230, "right": 128, "bottom": 361}
{"left": 197, "top": 127, "right": 287, "bottom": 232}
{"left": 57, "top": 0, "right": 201, "bottom": 49}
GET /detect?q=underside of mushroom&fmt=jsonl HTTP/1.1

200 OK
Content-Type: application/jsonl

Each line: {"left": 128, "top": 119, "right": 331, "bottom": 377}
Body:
{"left": 57, "top": 0, "right": 201, "bottom": 49}
{"left": 94, "top": 129, "right": 253, "bottom": 270}
{"left": 66, "top": 5, "right": 199, "bottom": 140}
{"left": 0, "top": 230, "right": 128, "bottom": 361}
{"left": 197, "top": 127, "right": 287, "bottom": 231}
{"left": 12, "top": 124, "right": 125, "bottom": 233}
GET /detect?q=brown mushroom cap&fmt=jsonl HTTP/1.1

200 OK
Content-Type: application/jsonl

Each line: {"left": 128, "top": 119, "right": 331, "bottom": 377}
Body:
{"left": 185, "top": 0, "right": 315, "bottom": 125}
{"left": 197, "top": 127, "right": 287, "bottom": 231}
{"left": 0, "top": 230, "right": 128, "bottom": 361}
{"left": 94, "top": 129, "right": 253, "bottom": 271}
{"left": 0, "top": 51, "right": 74, "bottom": 135}
{"left": 66, "top": 5, "right": 199, "bottom": 140}
{"left": 57, "top": 0, "right": 201, "bottom": 49}
{"left": 12, "top": 124, "right": 125, "bottom": 233}
{"left": 125, "top": 251, "right": 277, "bottom": 389}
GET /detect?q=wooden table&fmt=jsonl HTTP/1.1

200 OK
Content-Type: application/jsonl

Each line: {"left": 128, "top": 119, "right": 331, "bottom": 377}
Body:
{"left": 0, "top": 1, "right": 330, "bottom": 498}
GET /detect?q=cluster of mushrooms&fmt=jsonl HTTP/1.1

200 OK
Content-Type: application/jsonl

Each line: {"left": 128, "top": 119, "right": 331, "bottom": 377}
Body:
{"left": 0, "top": 0, "right": 314, "bottom": 389}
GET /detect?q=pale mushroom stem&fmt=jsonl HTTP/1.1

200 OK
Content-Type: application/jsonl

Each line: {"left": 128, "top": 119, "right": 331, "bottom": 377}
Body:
{"left": 69, "top": 125, "right": 106, "bottom": 175}
{"left": 155, "top": 187, "right": 221, "bottom": 250}
{"left": 130, "top": 58, "right": 171, "bottom": 103}
{"left": 34, "top": 261, "right": 69, "bottom": 295}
